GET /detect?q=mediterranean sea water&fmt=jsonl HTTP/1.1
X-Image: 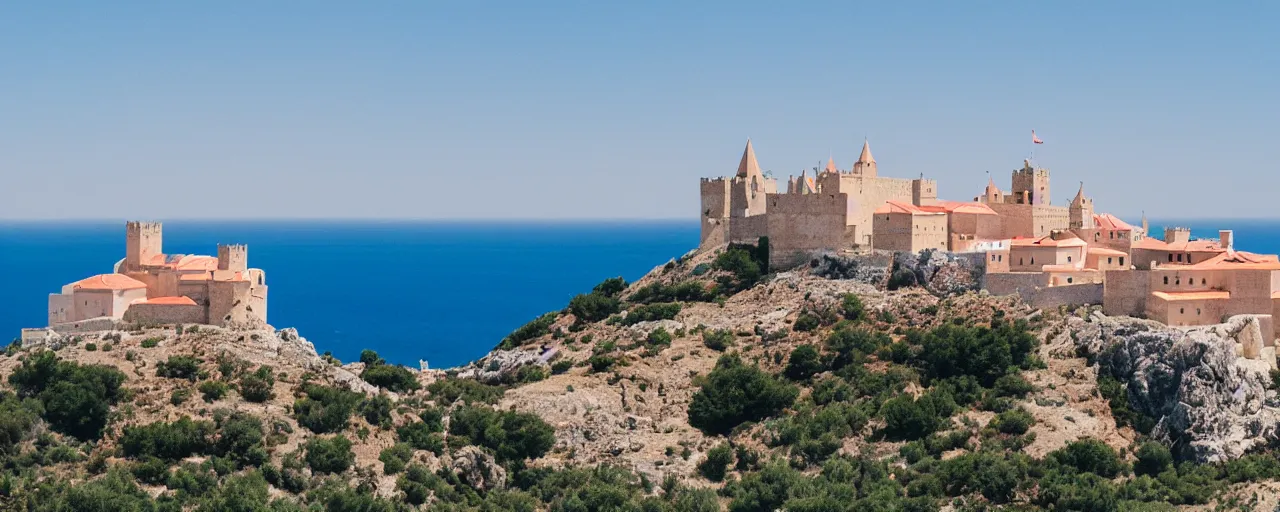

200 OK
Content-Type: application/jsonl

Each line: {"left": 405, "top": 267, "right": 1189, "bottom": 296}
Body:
{"left": 0, "top": 221, "right": 698, "bottom": 368}
{"left": 1, "top": 219, "right": 1276, "bottom": 368}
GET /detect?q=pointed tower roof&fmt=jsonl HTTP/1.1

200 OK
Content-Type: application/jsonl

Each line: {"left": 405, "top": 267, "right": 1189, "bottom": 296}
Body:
{"left": 736, "top": 139, "right": 761, "bottom": 178}
{"left": 857, "top": 139, "right": 875, "bottom": 163}
{"left": 825, "top": 157, "right": 837, "bottom": 174}
{"left": 1071, "top": 182, "right": 1087, "bottom": 206}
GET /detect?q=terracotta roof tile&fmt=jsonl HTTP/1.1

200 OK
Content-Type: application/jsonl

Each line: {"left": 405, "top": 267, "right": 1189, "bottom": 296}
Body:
{"left": 874, "top": 200, "right": 944, "bottom": 216}
{"left": 1187, "top": 250, "right": 1280, "bottom": 270}
{"left": 1087, "top": 247, "right": 1129, "bottom": 256}
{"left": 138, "top": 296, "right": 197, "bottom": 306}
{"left": 1010, "top": 235, "right": 1087, "bottom": 248}
{"left": 73, "top": 274, "right": 148, "bottom": 291}
{"left": 1093, "top": 213, "right": 1135, "bottom": 231}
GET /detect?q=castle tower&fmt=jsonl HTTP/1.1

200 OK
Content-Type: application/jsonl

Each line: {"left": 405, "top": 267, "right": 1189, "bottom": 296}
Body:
{"left": 911, "top": 176, "right": 938, "bottom": 206}
{"left": 217, "top": 244, "right": 248, "bottom": 272}
{"left": 125, "top": 221, "right": 163, "bottom": 272}
{"left": 852, "top": 140, "right": 877, "bottom": 177}
{"left": 729, "top": 139, "right": 771, "bottom": 218}
{"left": 1141, "top": 211, "right": 1149, "bottom": 237}
{"left": 1010, "top": 159, "right": 1050, "bottom": 205}
{"left": 1165, "top": 226, "right": 1191, "bottom": 244}
{"left": 824, "top": 156, "right": 838, "bottom": 175}
{"left": 1069, "top": 182, "right": 1095, "bottom": 229}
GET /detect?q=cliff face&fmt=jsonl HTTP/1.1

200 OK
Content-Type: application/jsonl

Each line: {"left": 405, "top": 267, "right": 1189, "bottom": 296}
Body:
{"left": 1057, "top": 312, "right": 1280, "bottom": 462}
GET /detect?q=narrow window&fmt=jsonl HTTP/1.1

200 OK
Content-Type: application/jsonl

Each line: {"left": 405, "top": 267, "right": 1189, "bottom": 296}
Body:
{"left": 1197, "top": 308, "right": 1201, "bottom": 316}
{"left": 1201, "top": 278, "right": 1206, "bottom": 285}
{"left": 1120, "top": 257, "right": 1125, "bottom": 266}
{"left": 1164, "top": 276, "right": 1169, "bottom": 285}
{"left": 1030, "top": 257, "right": 1035, "bottom": 264}
{"left": 1020, "top": 258, "right": 1024, "bottom": 265}
{"left": 1107, "top": 257, "right": 1113, "bottom": 264}
{"left": 998, "top": 255, "right": 1003, "bottom": 262}
{"left": 1177, "top": 254, "right": 1183, "bottom": 262}
{"left": 1067, "top": 256, "right": 1072, "bottom": 263}
{"left": 1067, "top": 277, "right": 1073, "bottom": 284}
{"left": 1168, "top": 254, "right": 1174, "bottom": 262}
{"left": 1180, "top": 307, "right": 1185, "bottom": 314}
{"left": 1175, "top": 278, "right": 1180, "bottom": 285}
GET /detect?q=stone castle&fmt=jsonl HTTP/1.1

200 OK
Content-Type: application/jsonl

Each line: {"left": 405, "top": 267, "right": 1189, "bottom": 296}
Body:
{"left": 46, "top": 222, "right": 268, "bottom": 329}
{"left": 700, "top": 138, "right": 1280, "bottom": 367}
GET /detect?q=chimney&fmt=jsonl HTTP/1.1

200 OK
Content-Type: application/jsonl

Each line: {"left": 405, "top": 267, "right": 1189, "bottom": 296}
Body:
{"left": 1219, "top": 230, "right": 1233, "bottom": 250}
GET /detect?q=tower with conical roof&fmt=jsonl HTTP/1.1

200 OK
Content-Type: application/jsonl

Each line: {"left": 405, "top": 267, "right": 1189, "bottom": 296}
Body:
{"left": 1069, "top": 182, "right": 1095, "bottom": 229}
{"left": 852, "top": 139, "right": 877, "bottom": 177}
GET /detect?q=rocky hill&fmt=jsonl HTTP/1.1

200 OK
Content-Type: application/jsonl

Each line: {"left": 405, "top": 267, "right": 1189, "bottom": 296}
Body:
{"left": 6, "top": 243, "right": 1280, "bottom": 511}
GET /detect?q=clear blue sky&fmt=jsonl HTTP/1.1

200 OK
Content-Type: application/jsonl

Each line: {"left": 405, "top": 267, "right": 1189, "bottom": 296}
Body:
{"left": 2, "top": 2, "right": 1276, "bottom": 220}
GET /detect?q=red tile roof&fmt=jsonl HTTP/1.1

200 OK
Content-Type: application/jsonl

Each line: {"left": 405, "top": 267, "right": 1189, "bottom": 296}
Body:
{"left": 138, "top": 296, "right": 197, "bottom": 306}
{"left": 1093, "top": 213, "right": 1135, "bottom": 231}
{"left": 918, "top": 200, "right": 997, "bottom": 215}
{"left": 1187, "top": 250, "right": 1280, "bottom": 270}
{"left": 1010, "top": 235, "right": 1087, "bottom": 248}
{"left": 1087, "top": 247, "right": 1128, "bottom": 256}
{"left": 875, "top": 200, "right": 945, "bottom": 215}
{"left": 73, "top": 274, "right": 148, "bottom": 291}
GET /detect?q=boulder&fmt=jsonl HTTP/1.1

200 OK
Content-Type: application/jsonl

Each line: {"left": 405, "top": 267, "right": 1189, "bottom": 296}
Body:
{"left": 448, "top": 445, "right": 506, "bottom": 491}
{"left": 455, "top": 348, "right": 549, "bottom": 385}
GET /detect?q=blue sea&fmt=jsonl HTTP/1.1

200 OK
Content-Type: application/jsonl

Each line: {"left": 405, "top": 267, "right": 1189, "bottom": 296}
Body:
{"left": 0, "top": 221, "right": 698, "bottom": 368}
{"left": 2, "top": 219, "right": 1277, "bottom": 368}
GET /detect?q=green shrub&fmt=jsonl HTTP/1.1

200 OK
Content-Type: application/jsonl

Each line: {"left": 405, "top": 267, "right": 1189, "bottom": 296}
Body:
{"left": 170, "top": 388, "right": 191, "bottom": 406}
{"left": 198, "top": 380, "right": 229, "bottom": 402}
{"left": 397, "top": 421, "right": 445, "bottom": 455}
{"left": 141, "top": 337, "right": 162, "bottom": 348}
{"left": 305, "top": 435, "right": 355, "bottom": 474}
{"left": 85, "top": 343, "right": 98, "bottom": 352}
{"left": 9, "top": 350, "right": 126, "bottom": 440}
{"left": 825, "top": 327, "right": 891, "bottom": 371}
{"left": 621, "top": 302, "right": 681, "bottom": 326}
{"left": 379, "top": 443, "right": 413, "bottom": 475}
{"left": 989, "top": 407, "right": 1035, "bottom": 435}
{"left": 293, "top": 384, "right": 362, "bottom": 434}
{"left": 628, "top": 281, "right": 714, "bottom": 304}
{"left": 646, "top": 327, "right": 673, "bottom": 348}
{"left": 498, "top": 312, "right": 559, "bottom": 350}
{"left": 592, "top": 276, "right": 628, "bottom": 298}
{"left": 238, "top": 366, "right": 275, "bottom": 403}
{"left": 551, "top": 360, "right": 574, "bottom": 375}
{"left": 120, "top": 417, "right": 215, "bottom": 461}
{"left": 793, "top": 312, "right": 821, "bottom": 332}
{"left": 1134, "top": 441, "right": 1173, "bottom": 477}
{"left": 914, "top": 320, "right": 1036, "bottom": 387}
{"left": 880, "top": 391, "right": 956, "bottom": 441}
{"left": 156, "top": 355, "right": 202, "bottom": 381}
{"left": 0, "top": 393, "right": 39, "bottom": 454}
{"left": 361, "top": 364, "right": 421, "bottom": 393}
{"left": 697, "top": 443, "right": 733, "bottom": 482}
{"left": 784, "top": 345, "right": 823, "bottom": 381}
{"left": 426, "top": 378, "right": 505, "bottom": 405}
{"left": 448, "top": 406, "right": 555, "bottom": 463}
{"left": 840, "top": 294, "right": 866, "bottom": 322}
{"left": 360, "top": 395, "right": 394, "bottom": 428}
{"left": 588, "top": 354, "right": 618, "bottom": 373}
{"left": 1049, "top": 439, "right": 1124, "bottom": 478}
{"left": 213, "top": 412, "right": 267, "bottom": 468}
{"left": 702, "top": 329, "right": 734, "bottom": 351}
{"left": 569, "top": 292, "right": 620, "bottom": 323}
{"left": 688, "top": 354, "right": 798, "bottom": 435}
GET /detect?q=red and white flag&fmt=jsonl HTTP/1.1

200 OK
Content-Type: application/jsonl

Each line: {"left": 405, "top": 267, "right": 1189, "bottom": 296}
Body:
{"left": 1032, "top": 130, "right": 1044, "bottom": 144}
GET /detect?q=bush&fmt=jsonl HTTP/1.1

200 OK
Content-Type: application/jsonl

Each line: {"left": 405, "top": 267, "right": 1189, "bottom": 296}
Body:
{"left": 840, "top": 294, "right": 866, "bottom": 322}
{"left": 646, "top": 327, "right": 673, "bottom": 348}
{"left": 85, "top": 343, "right": 98, "bottom": 352}
{"left": 359, "top": 349, "right": 385, "bottom": 366}
{"left": 989, "top": 407, "right": 1035, "bottom": 435}
{"left": 361, "top": 364, "right": 421, "bottom": 393}
{"left": 712, "top": 245, "right": 766, "bottom": 292}
{"left": 141, "top": 337, "right": 162, "bottom": 348}
{"left": 588, "top": 354, "right": 617, "bottom": 373}
{"left": 156, "top": 355, "right": 202, "bottom": 381}
{"left": 397, "top": 421, "right": 445, "bottom": 455}
{"left": 198, "top": 380, "right": 229, "bottom": 402}
{"left": 305, "top": 435, "right": 355, "bottom": 474}
{"left": 592, "top": 276, "right": 628, "bottom": 298}
{"left": 497, "top": 312, "right": 559, "bottom": 350}
{"left": 379, "top": 443, "right": 413, "bottom": 475}
{"left": 1049, "top": 439, "right": 1124, "bottom": 478}
{"left": 550, "top": 360, "right": 574, "bottom": 375}
{"left": 825, "top": 327, "right": 891, "bottom": 371}
{"left": 793, "top": 312, "right": 821, "bottom": 332}
{"left": 628, "top": 281, "right": 714, "bottom": 304}
{"left": 880, "top": 391, "right": 956, "bottom": 441}
{"left": 448, "top": 406, "right": 556, "bottom": 463}
{"left": 0, "top": 393, "right": 40, "bottom": 454}
{"left": 687, "top": 354, "right": 798, "bottom": 435}
{"left": 702, "top": 329, "right": 734, "bottom": 351}
{"left": 1134, "top": 441, "right": 1173, "bottom": 477}
{"left": 914, "top": 320, "right": 1036, "bottom": 387}
{"left": 9, "top": 351, "right": 127, "bottom": 440}
{"left": 621, "top": 302, "right": 681, "bottom": 326}
{"left": 697, "top": 443, "right": 733, "bottom": 482}
{"left": 784, "top": 345, "right": 823, "bottom": 381}
{"left": 293, "top": 384, "right": 362, "bottom": 434}
{"left": 568, "top": 292, "right": 620, "bottom": 323}
{"left": 360, "top": 394, "right": 394, "bottom": 428}
{"left": 238, "top": 366, "right": 275, "bottom": 403}
{"left": 426, "top": 378, "right": 505, "bottom": 405}
{"left": 214, "top": 412, "right": 267, "bottom": 468}
{"left": 120, "top": 417, "right": 215, "bottom": 461}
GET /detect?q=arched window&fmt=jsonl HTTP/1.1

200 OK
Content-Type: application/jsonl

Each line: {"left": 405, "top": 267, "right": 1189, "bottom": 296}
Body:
{"left": 1180, "top": 307, "right": 1185, "bottom": 314}
{"left": 1067, "top": 256, "right": 1072, "bottom": 263}
{"left": 1030, "top": 257, "right": 1035, "bottom": 265}
{"left": 1201, "top": 278, "right": 1206, "bottom": 285}
{"left": 1175, "top": 278, "right": 1180, "bottom": 285}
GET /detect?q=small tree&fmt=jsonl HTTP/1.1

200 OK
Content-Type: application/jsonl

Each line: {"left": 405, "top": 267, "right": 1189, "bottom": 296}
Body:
{"left": 784, "top": 345, "right": 823, "bottom": 381}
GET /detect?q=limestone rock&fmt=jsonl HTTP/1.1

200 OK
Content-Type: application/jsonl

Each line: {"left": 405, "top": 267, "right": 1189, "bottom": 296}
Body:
{"left": 1063, "top": 313, "right": 1280, "bottom": 462}
{"left": 447, "top": 445, "right": 506, "bottom": 491}
{"left": 454, "top": 348, "right": 550, "bottom": 385}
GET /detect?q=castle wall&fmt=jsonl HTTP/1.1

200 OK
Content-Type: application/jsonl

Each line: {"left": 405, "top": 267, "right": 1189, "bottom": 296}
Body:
{"left": 984, "top": 250, "right": 1010, "bottom": 273}
{"left": 1103, "top": 270, "right": 1150, "bottom": 317}
{"left": 49, "top": 317, "right": 121, "bottom": 334}
{"left": 71, "top": 289, "right": 143, "bottom": 321}
{"left": 218, "top": 245, "right": 248, "bottom": 272}
{"left": 765, "top": 193, "right": 851, "bottom": 267}
{"left": 48, "top": 293, "right": 73, "bottom": 325}
{"left": 699, "top": 179, "right": 731, "bottom": 247}
{"left": 872, "top": 212, "right": 947, "bottom": 253}
{"left": 985, "top": 272, "right": 1102, "bottom": 308}
{"left": 208, "top": 279, "right": 264, "bottom": 328}
{"left": 1046, "top": 270, "right": 1103, "bottom": 286}
{"left": 123, "top": 303, "right": 207, "bottom": 325}
{"left": 125, "top": 222, "right": 163, "bottom": 272}
{"left": 984, "top": 272, "right": 1051, "bottom": 297}
{"left": 728, "top": 214, "right": 768, "bottom": 244}
{"left": 179, "top": 282, "right": 210, "bottom": 306}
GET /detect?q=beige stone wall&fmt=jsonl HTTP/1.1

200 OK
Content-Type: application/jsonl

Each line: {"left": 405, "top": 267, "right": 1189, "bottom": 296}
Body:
{"left": 1026, "top": 283, "right": 1104, "bottom": 309}
{"left": 1086, "top": 252, "right": 1128, "bottom": 271}
{"left": 180, "top": 282, "right": 210, "bottom": 306}
{"left": 765, "top": 193, "right": 851, "bottom": 267}
{"left": 1047, "top": 270, "right": 1103, "bottom": 286}
{"left": 1150, "top": 297, "right": 1225, "bottom": 327}
{"left": 872, "top": 212, "right": 947, "bottom": 253}
{"left": 48, "top": 293, "right": 73, "bottom": 325}
{"left": 912, "top": 178, "right": 938, "bottom": 206}
{"left": 816, "top": 173, "right": 916, "bottom": 247}
{"left": 700, "top": 178, "right": 731, "bottom": 247}
{"left": 217, "top": 245, "right": 248, "bottom": 272}
{"left": 1009, "top": 246, "right": 1081, "bottom": 271}
{"left": 1103, "top": 270, "right": 1150, "bottom": 317}
{"left": 984, "top": 272, "right": 1051, "bottom": 297}
{"left": 208, "top": 279, "right": 264, "bottom": 327}
{"left": 124, "top": 303, "right": 207, "bottom": 325}
{"left": 728, "top": 214, "right": 768, "bottom": 244}
{"left": 72, "top": 289, "right": 114, "bottom": 321}
{"left": 1031, "top": 206, "right": 1070, "bottom": 237}
{"left": 729, "top": 175, "right": 776, "bottom": 218}
{"left": 125, "top": 221, "right": 162, "bottom": 272}
{"left": 984, "top": 250, "right": 1011, "bottom": 273}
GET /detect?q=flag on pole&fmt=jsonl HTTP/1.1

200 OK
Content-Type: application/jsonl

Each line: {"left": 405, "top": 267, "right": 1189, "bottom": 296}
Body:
{"left": 1032, "top": 130, "right": 1044, "bottom": 144}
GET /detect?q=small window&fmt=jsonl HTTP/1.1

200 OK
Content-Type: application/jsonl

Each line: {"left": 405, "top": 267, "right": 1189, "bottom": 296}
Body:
{"left": 1020, "top": 258, "right": 1024, "bottom": 265}
{"left": 1201, "top": 278, "right": 1206, "bottom": 285}
{"left": 1177, "top": 254, "right": 1183, "bottom": 262}
{"left": 1031, "top": 257, "right": 1035, "bottom": 264}
{"left": 1067, "top": 277, "right": 1074, "bottom": 284}
{"left": 1180, "top": 307, "right": 1185, "bottom": 314}
{"left": 1196, "top": 308, "right": 1202, "bottom": 316}
{"left": 1107, "top": 257, "right": 1113, "bottom": 264}
{"left": 1120, "top": 257, "right": 1125, "bottom": 266}
{"left": 1067, "top": 256, "right": 1072, "bottom": 262}
{"left": 1175, "top": 278, "right": 1181, "bottom": 285}
{"left": 998, "top": 255, "right": 1003, "bottom": 262}
{"left": 1164, "top": 276, "right": 1169, "bottom": 284}
{"left": 1168, "top": 254, "right": 1174, "bottom": 262}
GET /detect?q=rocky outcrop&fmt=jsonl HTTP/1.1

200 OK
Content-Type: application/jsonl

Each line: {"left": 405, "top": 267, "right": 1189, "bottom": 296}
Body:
{"left": 447, "top": 445, "right": 506, "bottom": 491}
{"left": 1062, "top": 312, "right": 1280, "bottom": 462}
{"left": 809, "top": 253, "right": 889, "bottom": 284}
{"left": 892, "top": 250, "right": 983, "bottom": 297}
{"left": 454, "top": 348, "right": 551, "bottom": 385}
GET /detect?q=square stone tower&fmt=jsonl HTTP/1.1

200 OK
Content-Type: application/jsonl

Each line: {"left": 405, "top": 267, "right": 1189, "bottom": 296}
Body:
{"left": 125, "top": 221, "right": 163, "bottom": 272}
{"left": 217, "top": 244, "right": 248, "bottom": 272}
{"left": 1011, "top": 160, "right": 1051, "bottom": 205}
